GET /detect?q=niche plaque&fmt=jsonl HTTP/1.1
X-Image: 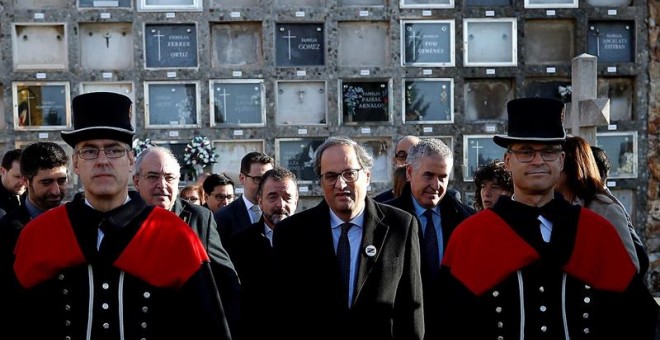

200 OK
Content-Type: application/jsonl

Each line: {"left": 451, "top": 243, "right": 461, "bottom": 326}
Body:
{"left": 341, "top": 80, "right": 391, "bottom": 124}
{"left": 145, "top": 24, "right": 198, "bottom": 68}
{"left": 595, "top": 131, "right": 638, "bottom": 179}
{"left": 137, "top": 0, "right": 202, "bottom": 12}
{"left": 400, "top": 0, "right": 454, "bottom": 8}
{"left": 525, "top": 20, "right": 575, "bottom": 65}
{"left": 212, "top": 140, "right": 265, "bottom": 182}
{"left": 464, "top": 79, "right": 513, "bottom": 121}
{"left": 145, "top": 82, "right": 200, "bottom": 127}
{"left": 276, "top": 81, "right": 327, "bottom": 125}
{"left": 463, "top": 18, "right": 516, "bottom": 67}
{"left": 339, "top": 21, "right": 389, "bottom": 67}
{"left": 13, "top": 24, "right": 68, "bottom": 70}
{"left": 462, "top": 135, "right": 503, "bottom": 182}
{"left": 79, "top": 0, "right": 131, "bottom": 7}
{"left": 275, "top": 23, "right": 325, "bottom": 67}
{"left": 211, "top": 22, "right": 263, "bottom": 68}
{"left": 210, "top": 80, "right": 265, "bottom": 126}
{"left": 355, "top": 137, "right": 391, "bottom": 183}
{"left": 403, "top": 78, "right": 453, "bottom": 123}
{"left": 276, "top": 138, "right": 326, "bottom": 183}
{"left": 597, "top": 78, "right": 633, "bottom": 122}
{"left": 588, "top": 21, "right": 635, "bottom": 64}
{"left": 401, "top": 20, "right": 455, "bottom": 67}
{"left": 524, "top": 0, "right": 578, "bottom": 8}
{"left": 13, "top": 82, "right": 71, "bottom": 130}
{"left": 80, "top": 23, "right": 134, "bottom": 70}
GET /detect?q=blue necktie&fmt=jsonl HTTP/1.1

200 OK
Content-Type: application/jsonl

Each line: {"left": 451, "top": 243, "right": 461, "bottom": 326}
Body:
{"left": 423, "top": 210, "right": 440, "bottom": 280}
{"left": 337, "top": 223, "right": 352, "bottom": 308}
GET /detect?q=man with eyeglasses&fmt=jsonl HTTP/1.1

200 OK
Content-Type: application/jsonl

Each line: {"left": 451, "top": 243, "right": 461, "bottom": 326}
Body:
{"left": 272, "top": 136, "right": 424, "bottom": 339}
{"left": 373, "top": 135, "right": 420, "bottom": 203}
{"left": 383, "top": 138, "right": 475, "bottom": 340}
{"left": 437, "top": 97, "right": 658, "bottom": 339}
{"left": 202, "top": 173, "right": 236, "bottom": 213}
{"left": 215, "top": 151, "right": 274, "bottom": 246}
{"left": 133, "top": 146, "right": 241, "bottom": 338}
{"left": 10, "top": 92, "right": 232, "bottom": 339}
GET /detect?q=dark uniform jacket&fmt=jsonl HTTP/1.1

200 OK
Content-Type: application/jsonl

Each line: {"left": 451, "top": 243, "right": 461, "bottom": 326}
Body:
{"left": 438, "top": 196, "right": 659, "bottom": 340}
{"left": 0, "top": 184, "right": 24, "bottom": 217}
{"left": 272, "top": 197, "right": 424, "bottom": 340}
{"left": 214, "top": 196, "right": 251, "bottom": 247}
{"left": 11, "top": 192, "right": 232, "bottom": 339}
{"left": 172, "top": 198, "right": 241, "bottom": 337}
{"left": 227, "top": 219, "right": 274, "bottom": 340}
{"left": 384, "top": 183, "right": 475, "bottom": 340}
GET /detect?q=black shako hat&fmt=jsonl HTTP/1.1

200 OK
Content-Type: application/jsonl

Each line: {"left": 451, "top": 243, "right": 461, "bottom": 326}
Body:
{"left": 493, "top": 97, "right": 567, "bottom": 148}
{"left": 61, "top": 92, "right": 134, "bottom": 148}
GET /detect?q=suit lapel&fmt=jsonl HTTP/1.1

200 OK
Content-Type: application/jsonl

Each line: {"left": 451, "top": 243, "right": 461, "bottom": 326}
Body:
{"left": 353, "top": 199, "right": 389, "bottom": 303}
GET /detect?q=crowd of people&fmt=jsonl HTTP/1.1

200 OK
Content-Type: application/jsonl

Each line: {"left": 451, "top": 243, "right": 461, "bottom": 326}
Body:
{"left": 0, "top": 92, "right": 656, "bottom": 339}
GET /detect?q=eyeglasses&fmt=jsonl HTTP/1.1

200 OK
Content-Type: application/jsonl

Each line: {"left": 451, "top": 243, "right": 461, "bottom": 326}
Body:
{"left": 181, "top": 196, "right": 200, "bottom": 203}
{"left": 142, "top": 173, "right": 179, "bottom": 184}
{"left": 212, "top": 194, "right": 234, "bottom": 201}
{"left": 394, "top": 151, "right": 407, "bottom": 161}
{"left": 77, "top": 147, "right": 128, "bottom": 160}
{"left": 320, "top": 168, "right": 362, "bottom": 186}
{"left": 508, "top": 147, "right": 562, "bottom": 163}
{"left": 243, "top": 173, "right": 262, "bottom": 184}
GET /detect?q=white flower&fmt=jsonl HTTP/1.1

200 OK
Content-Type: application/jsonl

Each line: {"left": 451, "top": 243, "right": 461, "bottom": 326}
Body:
{"left": 183, "top": 136, "right": 217, "bottom": 168}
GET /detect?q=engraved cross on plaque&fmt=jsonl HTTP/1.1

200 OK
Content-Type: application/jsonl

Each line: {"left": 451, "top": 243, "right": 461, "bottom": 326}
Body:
{"left": 283, "top": 30, "right": 297, "bottom": 60}
{"left": 216, "top": 87, "right": 230, "bottom": 123}
{"left": 567, "top": 53, "right": 610, "bottom": 145}
{"left": 152, "top": 29, "right": 165, "bottom": 61}
{"left": 407, "top": 28, "right": 421, "bottom": 60}
{"left": 471, "top": 141, "right": 483, "bottom": 166}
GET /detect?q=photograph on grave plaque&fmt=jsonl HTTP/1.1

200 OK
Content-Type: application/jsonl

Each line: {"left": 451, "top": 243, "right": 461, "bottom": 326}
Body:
{"left": 15, "top": 141, "right": 77, "bottom": 187}
{"left": 341, "top": 80, "right": 391, "bottom": 124}
{"left": 463, "top": 18, "right": 516, "bottom": 67}
{"left": 145, "top": 82, "right": 200, "bottom": 128}
{"left": 80, "top": 23, "right": 133, "bottom": 70}
{"left": 276, "top": 138, "right": 325, "bottom": 183}
{"left": 401, "top": 20, "right": 455, "bottom": 67}
{"left": 153, "top": 141, "right": 191, "bottom": 181}
{"left": 595, "top": 131, "right": 637, "bottom": 179}
{"left": 138, "top": 0, "right": 201, "bottom": 11}
{"left": 276, "top": 81, "right": 327, "bottom": 125}
{"left": 400, "top": 0, "right": 453, "bottom": 9}
{"left": 13, "top": 24, "right": 68, "bottom": 70}
{"left": 524, "top": 0, "right": 577, "bottom": 8}
{"left": 212, "top": 140, "right": 264, "bottom": 183}
{"left": 13, "top": 82, "right": 70, "bottom": 130}
{"left": 210, "top": 80, "right": 265, "bottom": 127}
{"left": 144, "top": 23, "right": 198, "bottom": 68}
{"left": 354, "top": 137, "right": 390, "bottom": 183}
{"left": 597, "top": 78, "right": 633, "bottom": 122}
{"left": 610, "top": 189, "right": 634, "bottom": 216}
{"left": 79, "top": 0, "right": 131, "bottom": 7}
{"left": 464, "top": 79, "right": 512, "bottom": 121}
{"left": 524, "top": 79, "right": 572, "bottom": 103}
{"left": 80, "top": 82, "right": 136, "bottom": 128}
{"left": 403, "top": 78, "right": 453, "bottom": 123}
{"left": 587, "top": 21, "right": 635, "bottom": 64}
{"left": 211, "top": 23, "right": 263, "bottom": 68}
{"left": 465, "top": 0, "right": 511, "bottom": 5}
{"left": 462, "top": 135, "right": 503, "bottom": 182}
{"left": 275, "top": 23, "right": 325, "bottom": 67}
{"left": 339, "top": 21, "right": 389, "bottom": 67}
{"left": 525, "top": 20, "right": 575, "bottom": 65}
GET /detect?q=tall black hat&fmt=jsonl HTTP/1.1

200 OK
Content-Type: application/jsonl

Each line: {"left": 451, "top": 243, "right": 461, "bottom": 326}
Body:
{"left": 61, "top": 92, "right": 135, "bottom": 147}
{"left": 493, "top": 97, "right": 567, "bottom": 148}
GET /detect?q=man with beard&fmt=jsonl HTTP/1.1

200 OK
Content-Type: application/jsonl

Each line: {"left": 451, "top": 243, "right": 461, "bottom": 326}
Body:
{"left": 227, "top": 167, "right": 299, "bottom": 340}
{"left": 0, "top": 142, "right": 68, "bottom": 330}
{"left": 133, "top": 146, "right": 241, "bottom": 338}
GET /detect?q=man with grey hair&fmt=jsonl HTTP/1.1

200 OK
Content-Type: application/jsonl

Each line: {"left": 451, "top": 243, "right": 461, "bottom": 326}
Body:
{"left": 383, "top": 137, "right": 475, "bottom": 340}
{"left": 272, "top": 136, "right": 424, "bottom": 339}
{"left": 132, "top": 146, "right": 241, "bottom": 338}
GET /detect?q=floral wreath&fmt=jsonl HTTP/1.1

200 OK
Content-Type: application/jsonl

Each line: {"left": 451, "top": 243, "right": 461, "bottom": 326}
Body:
{"left": 183, "top": 136, "right": 218, "bottom": 169}
{"left": 132, "top": 137, "right": 155, "bottom": 156}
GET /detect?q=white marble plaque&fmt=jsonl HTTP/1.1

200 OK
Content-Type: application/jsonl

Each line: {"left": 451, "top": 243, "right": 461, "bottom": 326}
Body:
{"left": 462, "top": 135, "right": 504, "bottom": 182}
{"left": 340, "top": 0, "right": 384, "bottom": 5}
{"left": 595, "top": 131, "right": 638, "bottom": 179}
{"left": 211, "top": 23, "right": 263, "bottom": 68}
{"left": 339, "top": 21, "right": 389, "bottom": 67}
{"left": 13, "top": 24, "right": 68, "bottom": 70}
{"left": 463, "top": 18, "right": 517, "bottom": 67}
{"left": 276, "top": 81, "right": 327, "bottom": 125}
{"left": 78, "top": 0, "right": 132, "bottom": 8}
{"left": 15, "top": 0, "right": 66, "bottom": 9}
{"left": 13, "top": 82, "right": 71, "bottom": 130}
{"left": 525, "top": 19, "right": 575, "bottom": 65}
{"left": 210, "top": 79, "right": 265, "bottom": 127}
{"left": 275, "top": 0, "right": 324, "bottom": 5}
{"left": 144, "top": 81, "right": 200, "bottom": 128}
{"left": 524, "top": 0, "right": 578, "bottom": 8}
{"left": 80, "top": 23, "right": 134, "bottom": 70}
{"left": 400, "top": 0, "right": 454, "bottom": 8}
{"left": 212, "top": 140, "right": 265, "bottom": 182}
{"left": 80, "top": 82, "right": 135, "bottom": 128}
{"left": 137, "top": 0, "right": 202, "bottom": 11}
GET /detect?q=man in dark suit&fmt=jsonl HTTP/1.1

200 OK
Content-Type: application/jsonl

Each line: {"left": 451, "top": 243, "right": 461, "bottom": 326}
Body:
{"left": 228, "top": 167, "right": 299, "bottom": 340}
{"left": 132, "top": 146, "right": 241, "bottom": 338}
{"left": 383, "top": 138, "right": 475, "bottom": 340}
{"left": 0, "top": 149, "right": 26, "bottom": 217}
{"left": 214, "top": 151, "right": 274, "bottom": 246}
{"left": 272, "top": 136, "right": 424, "bottom": 340}
{"left": 0, "top": 142, "right": 68, "bottom": 330}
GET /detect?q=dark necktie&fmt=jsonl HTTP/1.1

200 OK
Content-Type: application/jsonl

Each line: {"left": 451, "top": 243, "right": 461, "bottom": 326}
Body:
{"left": 337, "top": 222, "right": 352, "bottom": 308}
{"left": 423, "top": 209, "right": 440, "bottom": 280}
